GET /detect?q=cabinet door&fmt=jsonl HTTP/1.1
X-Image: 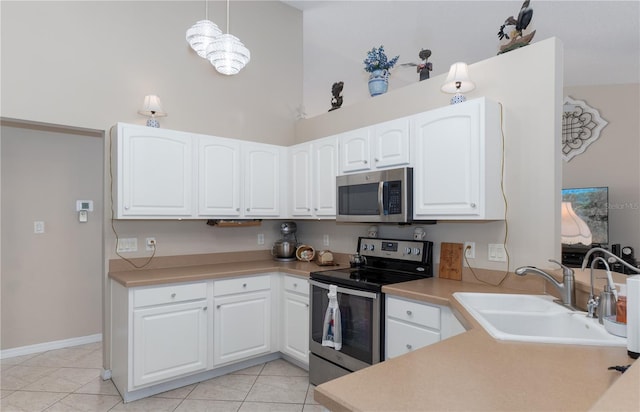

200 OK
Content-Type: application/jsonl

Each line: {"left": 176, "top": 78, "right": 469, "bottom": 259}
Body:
{"left": 282, "top": 291, "right": 309, "bottom": 364}
{"left": 339, "top": 127, "right": 371, "bottom": 174}
{"left": 385, "top": 318, "right": 440, "bottom": 360}
{"left": 198, "top": 136, "right": 241, "bottom": 217}
{"left": 214, "top": 290, "right": 271, "bottom": 365}
{"left": 314, "top": 136, "right": 338, "bottom": 216}
{"left": 243, "top": 143, "right": 281, "bottom": 217}
{"left": 117, "top": 124, "right": 194, "bottom": 217}
{"left": 132, "top": 300, "right": 208, "bottom": 387}
{"left": 373, "top": 117, "right": 410, "bottom": 169}
{"left": 412, "top": 100, "right": 482, "bottom": 217}
{"left": 290, "top": 143, "right": 313, "bottom": 217}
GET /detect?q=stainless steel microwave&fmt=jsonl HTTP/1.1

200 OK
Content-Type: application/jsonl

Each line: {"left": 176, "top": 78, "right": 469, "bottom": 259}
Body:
{"left": 336, "top": 167, "right": 413, "bottom": 223}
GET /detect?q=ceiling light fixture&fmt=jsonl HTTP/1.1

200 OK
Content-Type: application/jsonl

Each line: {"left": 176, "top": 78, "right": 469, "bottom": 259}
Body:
{"left": 186, "top": 1, "right": 222, "bottom": 58}
{"left": 441, "top": 62, "right": 476, "bottom": 105}
{"left": 206, "top": 0, "right": 250, "bottom": 75}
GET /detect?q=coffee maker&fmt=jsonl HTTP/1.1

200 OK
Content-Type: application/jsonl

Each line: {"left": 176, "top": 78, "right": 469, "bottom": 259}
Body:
{"left": 272, "top": 222, "right": 298, "bottom": 261}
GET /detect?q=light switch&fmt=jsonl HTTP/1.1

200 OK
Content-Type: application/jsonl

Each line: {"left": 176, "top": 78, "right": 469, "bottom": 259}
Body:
{"left": 79, "top": 210, "right": 88, "bottom": 223}
{"left": 34, "top": 221, "right": 45, "bottom": 234}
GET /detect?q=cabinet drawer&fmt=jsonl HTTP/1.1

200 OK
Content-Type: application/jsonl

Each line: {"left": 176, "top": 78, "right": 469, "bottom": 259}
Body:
{"left": 386, "top": 297, "right": 440, "bottom": 329}
{"left": 284, "top": 276, "right": 309, "bottom": 296}
{"left": 133, "top": 282, "right": 207, "bottom": 308}
{"left": 214, "top": 275, "right": 270, "bottom": 297}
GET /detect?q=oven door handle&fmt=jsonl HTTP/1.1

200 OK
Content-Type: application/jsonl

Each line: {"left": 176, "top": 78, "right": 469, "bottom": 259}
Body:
{"left": 309, "top": 280, "right": 379, "bottom": 299}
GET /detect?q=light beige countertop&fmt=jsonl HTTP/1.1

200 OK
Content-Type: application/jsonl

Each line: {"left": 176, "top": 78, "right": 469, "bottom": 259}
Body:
{"left": 315, "top": 277, "right": 639, "bottom": 412}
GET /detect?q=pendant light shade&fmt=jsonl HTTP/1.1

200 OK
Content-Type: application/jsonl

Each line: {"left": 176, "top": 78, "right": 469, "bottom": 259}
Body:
{"left": 206, "top": 33, "right": 250, "bottom": 75}
{"left": 206, "top": 0, "right": 250, "bottom": 75}
{"left": 186, "top": 19, "right": 222, "bottom": 58}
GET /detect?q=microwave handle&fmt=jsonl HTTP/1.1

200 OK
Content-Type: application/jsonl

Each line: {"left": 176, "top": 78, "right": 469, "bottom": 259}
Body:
{"left": 378, "top": 181, "right": 384, "bottom": 215}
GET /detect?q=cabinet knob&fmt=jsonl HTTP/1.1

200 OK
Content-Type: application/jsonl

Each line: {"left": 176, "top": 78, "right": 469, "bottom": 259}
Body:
{"left": 171, "top": 293, "right": 176, "bottom": 298}
{"left": 314, "top": 208, "right": 318, "bottom": 211}
{"left": 307, "top": 208, "right": 311, "bottom": 212}
{"left": 374, "top": 158, "right": 379, "bottom": 162}
{"left": 216, "top": 304, "right": 221, "bottom": 309}
{"left": 406, "top": 344, "right": 413, "bottom": 350}
{"left": 236, "top": 208, "right": 240, "bottom": 212}
{"left": 363, "top": 160, "right": 368, "bottom": 164}
{"left": 406, "top": 310, "right": 412, "bottom": 316}
{"left": 243, "top": 283, "right": 247, "bottom": 288}
{"left": 124, "top": 205, "right": 129, "bottom": 210}
{"left": 203, "top": 306, "right": 208, "bottom": 311}
{"left": 470, "top": 203, "right": 477, "bottom": 208}
{"left": 246, "top": 208, "right": 250, "bottom": 212}
{"left": 293, "top": 283, "right": 298, "bottom": 287}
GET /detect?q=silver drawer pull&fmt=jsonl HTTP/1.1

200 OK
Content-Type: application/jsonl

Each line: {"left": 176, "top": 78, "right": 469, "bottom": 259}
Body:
{"left": 406, "top": 344, "right": 413, "bottom": 350}
{"left": 406, "top": 310, "right": 412, "bottom": 316}
{"left": 171, "top": 293, "right": 176, "bottom": 298}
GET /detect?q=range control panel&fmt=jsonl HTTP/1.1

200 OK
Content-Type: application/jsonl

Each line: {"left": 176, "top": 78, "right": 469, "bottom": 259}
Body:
{"left": 357, "top": 237, "right": 427, "bottom": 263}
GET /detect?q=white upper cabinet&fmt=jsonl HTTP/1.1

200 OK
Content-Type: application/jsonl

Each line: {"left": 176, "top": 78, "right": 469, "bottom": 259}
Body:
{"left": 289, "top": 136, "right": 338, "bottom": 218}
{"left": 339, "top": 119, "right": 410, "bottom": 174}
{"left": 313, "top": 136, "right": 338, "bottom": 217}
{"left": 339, "top": 126, "right": 371, "bottom": 174}
{"left": 412, "top": 97, "right": 503, "bottom": 220}
{"left": 243, "top": 142, "right": 283, "bottom": 217}
{"left": 198, "top": 136, "right": 241, "bottom": 217}
{"left": 372, "top": 117, "right": 411, "bottom": 169}
{"left": 114, "top": 123, "right": 194, "bottom": 218}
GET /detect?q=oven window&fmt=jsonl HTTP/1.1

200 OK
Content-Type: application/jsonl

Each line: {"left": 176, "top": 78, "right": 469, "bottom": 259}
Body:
{"left": 311, "top": 285, "right": 376, "bottom": 364}
{"left": 338, "top": 183, "right": 379, "bottom": 215}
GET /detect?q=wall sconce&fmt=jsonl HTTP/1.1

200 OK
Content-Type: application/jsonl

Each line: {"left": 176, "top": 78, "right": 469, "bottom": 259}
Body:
{"left": 441, "top": 62, "right": 475, "bottom": 105}
{"left": 138, "top": 95, "right": 167, "bottom": 128}
{"left": 561, "top": 201, "right": 593, "bottom": 245}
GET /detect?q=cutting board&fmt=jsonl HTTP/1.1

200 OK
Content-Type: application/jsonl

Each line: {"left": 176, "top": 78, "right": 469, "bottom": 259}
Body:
{"left": 439, "top": 242, "right": 463, "bottom": 281}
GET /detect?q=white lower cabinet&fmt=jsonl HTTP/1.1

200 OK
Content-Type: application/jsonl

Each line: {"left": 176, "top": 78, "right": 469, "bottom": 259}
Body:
{"left": 213, "top": 275, "right": 273, "bottom": 365}
{"left": 385, "top": 296, "right": 465, "bottom": 360}
{"left": 281, "top": 276, "right": 309, "bottom": 364}
{"left": 111, "top": 280, "right": 212, "bottom": 394}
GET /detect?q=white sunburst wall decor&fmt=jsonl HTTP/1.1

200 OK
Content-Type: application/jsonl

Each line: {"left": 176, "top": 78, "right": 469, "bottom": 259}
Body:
{"left": 562, "top": 96, "right": 609, "bottom": 162}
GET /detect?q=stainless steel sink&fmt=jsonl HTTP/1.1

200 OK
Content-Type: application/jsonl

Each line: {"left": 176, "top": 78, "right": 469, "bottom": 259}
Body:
{"left": 453, "top": 292, "right": 626, "bottom": 346}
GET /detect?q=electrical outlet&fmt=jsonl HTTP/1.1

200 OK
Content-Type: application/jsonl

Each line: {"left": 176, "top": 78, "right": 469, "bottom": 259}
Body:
{"left": 146, "top": 237, "right": 156, "bottom": 251}
{"left": 464, "top": 241, "right": 475, "bottom": 259}
{"left": 489, "top": 244, "right": 507, "bottom": 262}
{"left": 323, "top": 234, "right": 330, "bottom": 246}
{"left": 257, "top": 233, "right": 265, "bottom": 245}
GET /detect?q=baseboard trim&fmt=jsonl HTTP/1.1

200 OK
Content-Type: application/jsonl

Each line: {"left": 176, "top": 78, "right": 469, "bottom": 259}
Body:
{"left": 0, "top": 333, "right": 102, "bottom": 359}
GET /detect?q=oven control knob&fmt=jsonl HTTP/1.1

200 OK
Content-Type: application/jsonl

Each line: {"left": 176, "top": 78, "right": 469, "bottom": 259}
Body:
{"left": 361, "top": 244, "right": 368, "bottom": 251}
{"left": 413, "top": 248, "right": 421, "bottom": 255}
{"left": 404, "top": 247, "right": 411, "bottom": 254}
{"left": 369, "top": 245, "right": 375, "bottom": 251}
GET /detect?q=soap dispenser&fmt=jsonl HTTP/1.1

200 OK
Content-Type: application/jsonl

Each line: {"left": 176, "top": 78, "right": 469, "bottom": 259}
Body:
{"left": 597, "top": 284, "right": 617, "bottom": 324}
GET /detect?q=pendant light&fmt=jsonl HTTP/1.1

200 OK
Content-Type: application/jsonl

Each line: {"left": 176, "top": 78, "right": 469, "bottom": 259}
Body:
{"left": 186, "top": 1, "right": 222, "bottom": 58}
{"left": 206, "top": 0, "right": 250, "bottom": 75}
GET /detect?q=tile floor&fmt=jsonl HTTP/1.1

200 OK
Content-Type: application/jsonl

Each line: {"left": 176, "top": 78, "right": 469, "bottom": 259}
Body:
{"left": 1, "top": 343, "right": 327, "bottom": 412}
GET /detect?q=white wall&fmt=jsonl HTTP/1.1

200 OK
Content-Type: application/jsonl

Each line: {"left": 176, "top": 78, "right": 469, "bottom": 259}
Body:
{"left": 300, "top": 1, "right": 639, "bottom": 118}
{"left": 297, "top": 38, "right": 564, "bottom": 271}
{"left": 1, "top": 1, "right": 302, "bottom": 144}
{"left": 563, "top": 84, "right": 640, "bottom": 252}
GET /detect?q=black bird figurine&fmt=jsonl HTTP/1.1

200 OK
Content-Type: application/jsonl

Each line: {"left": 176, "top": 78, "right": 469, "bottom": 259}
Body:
{"left": 497, "top": 0, "right": 536, "bottom": 54}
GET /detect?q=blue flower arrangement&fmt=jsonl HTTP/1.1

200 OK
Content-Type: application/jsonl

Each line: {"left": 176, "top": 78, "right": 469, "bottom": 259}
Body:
{"left": 363, "top": 45, "right": 400, "bottom": 73}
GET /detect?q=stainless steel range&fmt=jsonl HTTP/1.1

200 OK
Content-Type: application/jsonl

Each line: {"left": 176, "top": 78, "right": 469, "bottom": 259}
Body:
{"left": 309, "top": 236, "right": 433, "bottom": 385}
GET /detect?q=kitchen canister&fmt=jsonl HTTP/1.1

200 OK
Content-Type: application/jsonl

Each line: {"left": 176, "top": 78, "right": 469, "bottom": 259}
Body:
{"left": 627, "top": 275, "right": 640, "bottom": 359}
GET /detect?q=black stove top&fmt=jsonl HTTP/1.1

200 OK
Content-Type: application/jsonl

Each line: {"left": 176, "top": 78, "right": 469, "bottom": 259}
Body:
{"left": 310, "top": 236, "right": 434, "bottom": 292}
{"left": 311, "top": 267, "right": 429, "bottom": 292}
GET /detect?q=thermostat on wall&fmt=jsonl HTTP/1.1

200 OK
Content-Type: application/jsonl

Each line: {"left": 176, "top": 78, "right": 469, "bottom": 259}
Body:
{"left": 76, "top": 200, "right": 94, "bottom": 212}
